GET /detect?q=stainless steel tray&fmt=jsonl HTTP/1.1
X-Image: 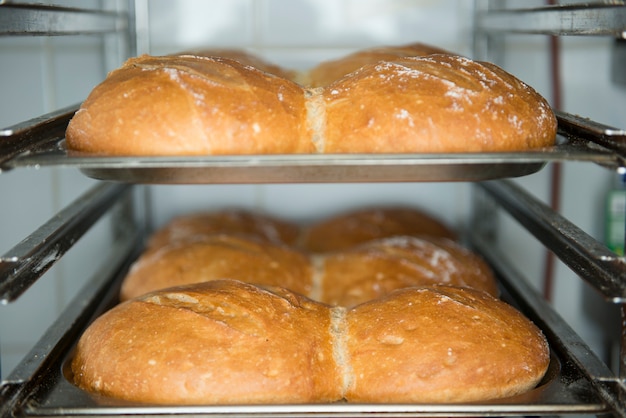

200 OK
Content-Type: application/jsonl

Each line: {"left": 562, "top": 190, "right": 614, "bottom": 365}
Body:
{"left": 17, "top": 353, "right": 609, "bottom": 417}
{"left": 24, "top": 144, "right": 555, "bottom": 184}
{"left": 0, "top": 252, "right": 610, "bottom": 418}
{"left": 2, "top": 106, "right": 625, "bottom": 184}
{"left": 0, "top": 181, "right": 622, "bottom": 417}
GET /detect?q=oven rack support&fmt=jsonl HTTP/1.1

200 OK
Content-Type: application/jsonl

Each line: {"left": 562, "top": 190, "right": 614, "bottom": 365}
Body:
{"left": 0, "top": 1, "right": 625, "bottom": 416}
{"left": 0, "top": 3, "right": 126, "bottom": 36}
{"left": 472, "top": 1, "right": 626, "bottom": 416}
{"left": 472, "top": 1, "right": 626, "bottom": 61}
{"left": 470, "top": 180, "right": 626, "bottom": 409}
{"left": 473, "top": 2, "right": 626, "bottom": 38}
{"left": 0, "top": 1, "right": 147, "bottom": 55}
{"left": 0, "top": 182, "right": 625, "bottom": 417}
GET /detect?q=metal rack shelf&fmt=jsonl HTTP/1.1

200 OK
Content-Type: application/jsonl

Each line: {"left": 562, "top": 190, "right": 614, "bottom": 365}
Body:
{"left": 1, "top": 105, "right": 625, "bottom": 183}
{"left": 474, "top": 3, "right": 626, "bottom": 38}
{"left": 0, "top": 3, "right": 128, "bottom": 36}
{"left": 1, "top": 1, "right": 626, "bottom": 417}
{"left": 0, "top": 177, "right": 622, "bottom": 417}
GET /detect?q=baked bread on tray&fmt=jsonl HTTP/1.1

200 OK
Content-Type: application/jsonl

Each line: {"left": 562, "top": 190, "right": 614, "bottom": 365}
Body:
{"left": 71, "top": 280, "right": 550, "bottom": 405}
{"left": 65, "top": 43, "right": 557, "bottom": 156}
{"left": 119, "top": 206, "right": 499, "bottom": 306}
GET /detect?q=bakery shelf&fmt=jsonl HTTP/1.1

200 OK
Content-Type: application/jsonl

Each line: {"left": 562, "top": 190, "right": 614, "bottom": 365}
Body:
{"left": 0, "top": 205, "right": 616, "bottom": 416}
{"left": 1, "top": 106, "right": 625, "bottom": 184}
{"left": 474, "top": 3, "right": 626, "bottom": 38}
{"left": 0, "top": 182, "right": 133, "bottom": 304}
{"left": 0, "top": 3, "right": 128, "bottom": 36}
{"left": 2, "top": 2, "right": 626, "bottom": 417}
{"left": 1, "top": 179, "right": 624, "bottom": 417}
{"left": 478, "top": 179, "right": 626, "bottom": 303}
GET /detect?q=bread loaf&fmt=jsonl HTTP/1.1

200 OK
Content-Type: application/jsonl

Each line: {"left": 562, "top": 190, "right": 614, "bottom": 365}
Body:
{"left": 121, "top": 207, "right": 472, "bottom": 303}
{"left": 301, "top": 206, "right": 456, "bottom": 253}
{"left": 321, "top": 54, "right": 557, "bottom": 153}
{"left": 176, "top": 48, "right": 297, "bottom": 81}
{"left": 65, "top": 46, "right": 557, "bottom": 156}
{"left": 344, "top": 285, "right": 550, "bottom": 403}
{"left": 145, "top": 209, "right": 302, "bottom": 252}
{"left": 66, "top": 54, "right": 313, "bottom": 155}
{"left": 72, "top": 280, "right": 550, "bottom": 404}
{"left": 320, "top": 236, "right": 498, "bottom": 307}
{"left": 303, "top": 42, "right": 450, "bottom": 87}
{"left": 119, "top": 234, "right": 313, "bottom": 301}
{"left": 72, "top": 280, "right": 343, "bottom": 404}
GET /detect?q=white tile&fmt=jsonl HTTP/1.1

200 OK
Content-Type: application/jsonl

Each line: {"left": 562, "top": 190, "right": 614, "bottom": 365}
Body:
{"left": 0, "top": 169, "right": 56, "bottom": 255}
{"left": 50, "top": 38, "right": 110, "bottom": 107}
{"left": 0, "top": 38, "right": 47, "bottom": 128}
{"left": 148, "top": 0, "right": 254, "bottom": 55}
{"left": 0, "top": 267, "right": 60, "bottom": 377}
{"left": 259, "top": 183, "right": 467, "bottom": 228}
{"left": 261, "top": 0, "right": 469, "bottom": 50}
{"left": 148, "top": 184, "right": 263, "bottom": 229}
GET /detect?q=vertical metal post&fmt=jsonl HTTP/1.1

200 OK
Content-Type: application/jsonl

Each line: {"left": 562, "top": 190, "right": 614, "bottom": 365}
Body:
{"left": 472, "top": 0, "right": 505, "bottom": 63}
{"left": 128, "top": 0, "right": 150, "bottom": 56}
{"left": 470, "top": 185, "right": 499, "bottom": 247}
{"left": 621, "top": 304, "right": 626, "bottom": 398}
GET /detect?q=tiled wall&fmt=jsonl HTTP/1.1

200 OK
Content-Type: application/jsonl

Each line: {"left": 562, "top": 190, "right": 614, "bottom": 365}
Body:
{"left": 0, "top": 0, "right": 125, "bottom": 377}
{"left": 1, "top": 0, "right": 624, "bottom": 379}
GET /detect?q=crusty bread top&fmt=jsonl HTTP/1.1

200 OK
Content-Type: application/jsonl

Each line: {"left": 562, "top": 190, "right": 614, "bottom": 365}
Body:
{"left": 321, "top": 235, "right": 499, "bottom": 307}
{"left": 145, "top": 209, "right": 302, "bottom": 251}
{"left": 119, "top": 234, "right": 313, "bottom": 301}
{"left": 73, "top": 280, "right": 550, "bottom": 405}
{"left": 303, "top": 42, "right": 451, "bottom": 87}
{"left": 321, "top": 54, "right": 557, "bottom": 153}
{"left": 73, "top": 280, "right": 343, "bottom": 405}
{"left": 345, "top": 285, "right": 551, "bottom": 403}
{"left": 121, "top": 207, "right": 472, "bottom": 304}
{"left": 175, "top": 48, "right": 297, "bottom": 81}
{"left": 66, "top": 51, "right": 557, "bottom": 156}
{"left": 66, "top": 54, "right": 313, "bottom": 155}
{"left": 301, "top": 206, "right": 457, "bottom": 253}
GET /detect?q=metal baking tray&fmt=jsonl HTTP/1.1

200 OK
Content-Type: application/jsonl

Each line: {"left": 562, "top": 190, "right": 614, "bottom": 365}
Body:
{"left": 2, "top": 106, "right": 625, "bottom": 184}
{"left": 0, "top": 228, "right": 618, "bottom": 417}
{"left": 1, "top": 177, "right": 623, "bottom": 417}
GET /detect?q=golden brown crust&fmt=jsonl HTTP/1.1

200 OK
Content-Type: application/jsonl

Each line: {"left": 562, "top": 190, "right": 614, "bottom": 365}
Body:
{"left": 320, "top": 236, "right": 499, "bottom": 307}
{"left": 145, "top": 209, "right": 302, "bottom": 251}
{"left": 345, "top": 286, "right": 550, "bottom": 403}
{"left": 66, "top": 54, "right": 312, "bottom": 155}
{"left": 321, "top": 54, "right": 557, "bottom": 153}
{"left": 73, "top": 282, "right": 549, "bottom": 405}
{"left": 72, "top": 280, "right": 343, "bottom": 405}
{"left": 119, "top": 234, "right": 313, "bottom": 301}
{"left": 66, "top": 50, "right": 556, "bottom": 156}
{"left": 300, "top": 206, "right": 457, "bottom": 253}
{"left": 175, "top": 48, "right": 298, "bottom": 81}
{"left": 304, "top": 42, "right": 451, "bottom": 87}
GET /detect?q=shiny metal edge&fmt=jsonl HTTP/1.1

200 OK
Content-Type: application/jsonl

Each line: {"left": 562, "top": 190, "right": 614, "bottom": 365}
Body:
{"left": 18, "top": 349, "right": 608, "bottom": 417}
{"left": 78, "top": 161, "right": 547, "bottom": 184}
{"left": 475, "top": 3, "right": 626, "bottom": 38}
{"left": 9, "top": 137, "right": 626, "bottom": 184}
{"left": 0, "top": 3, "right": 127, "bottom": 36}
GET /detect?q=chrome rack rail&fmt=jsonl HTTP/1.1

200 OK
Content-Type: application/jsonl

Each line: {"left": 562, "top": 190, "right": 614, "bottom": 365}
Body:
{"left": 0, "top": 104, "right": 78, "bottom": 173}
{"left": 474, "top": 2, "right": 626, "bottom": 38}
{"left": 556, "top": 110, "right": 626, "bottom": 158}
{"left": 477, "top": 179, "right": 626, "bottom": 303}
{"left": 0, "top": 219, "right": 144, "bottom": 418}
{"left": 469, "top": 179, "right": 626, "bottom": 416}
{"left": 0, "top": 213, "right": 617, "bottom": 416}
{"left": 0, "top": 3, "right": 128, "bottom": 36}
{"left": 0, "top": 182, "right": 133, "bottom": 304}
{"left": 1, "top": 106, "right": 625, "bottom": 183}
